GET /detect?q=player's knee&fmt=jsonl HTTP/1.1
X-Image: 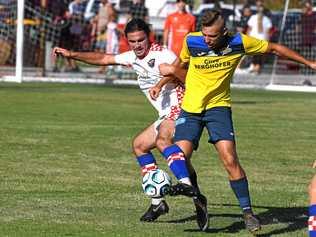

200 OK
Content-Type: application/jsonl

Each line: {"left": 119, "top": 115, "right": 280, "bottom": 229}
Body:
{"left": 132, "top": 136, "right": 146, "bottom": 154}
{"left": 155, "top": 135, "right": 172, "bottom": 153}
{"left": 222, "top": 154, "right": 240, "bottom": 171}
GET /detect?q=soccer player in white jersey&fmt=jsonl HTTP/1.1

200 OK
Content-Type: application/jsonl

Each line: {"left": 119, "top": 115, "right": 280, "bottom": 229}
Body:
{"left": 53, "top": 18, "right": 209, "bottom": 230}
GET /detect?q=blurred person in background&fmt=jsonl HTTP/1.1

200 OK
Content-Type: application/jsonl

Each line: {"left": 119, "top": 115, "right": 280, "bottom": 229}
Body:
{"left": 246, "top": 1, "right": 272, "bottom": 74}
{"left": 105, "top": 7, "right": 119, "bottom": 56}
{"left": 128, "top": 0, "right": 149, "bottom": 22}
{"left": 255, "top": 0, "right": 271, "bottom": 17}
{"left": 236, "top": 5, "right": 252, "bottom": 34}
{"left": 52, "top": 9, "right": 78, "bottom": 72}
{"left": 65, "top": 0, "right": 87, "bottom": 72}
{"left": 297, "top": 1, "right": 316, "bottom": 74}
{"left": 100, "top": 5, "right": 119, "bottom": 74}
{"left": 235, "top": 4, "right": 253, "bottom": 74}
{"left": 163, "top": 0, "right": 196, "bottom": 56}
{"left": 92, "top": 0, "right": 115, "bottom": 42}
{"left": 92, "top": 0, "right": 117, "bottom": 73}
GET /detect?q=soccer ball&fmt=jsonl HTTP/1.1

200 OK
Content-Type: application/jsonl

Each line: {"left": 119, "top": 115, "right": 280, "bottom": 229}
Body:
{"left": 142, "top": 169, "right": 172, "bottom": 198}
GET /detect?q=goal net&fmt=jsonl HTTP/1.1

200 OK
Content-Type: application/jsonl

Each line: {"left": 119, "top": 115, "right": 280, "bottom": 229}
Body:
{"left": 0, "top": 0, "right": 137, "bottom": 84}
{"left": 267, "top": 0, "right": 316, "bottom": 92}
{"left": 1, "top": 0, "right": 315, "bottom": 91}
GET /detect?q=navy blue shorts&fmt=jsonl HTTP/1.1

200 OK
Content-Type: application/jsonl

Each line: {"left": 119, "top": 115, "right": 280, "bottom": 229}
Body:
{"left": 174, "top": 107, "right": 235, "bottom": 149}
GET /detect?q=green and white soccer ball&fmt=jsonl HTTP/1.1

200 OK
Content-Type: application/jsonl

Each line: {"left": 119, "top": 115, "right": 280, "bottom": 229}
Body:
{"left": 142, "top": 169, "right": 172, "bottom": 198}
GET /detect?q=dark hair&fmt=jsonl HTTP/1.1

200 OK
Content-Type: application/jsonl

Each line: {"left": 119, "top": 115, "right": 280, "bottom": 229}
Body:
{"left": 124, "top": 18, "right": 151, "bottom": 37}
{"left": 201, "top": 10, "right": 224, "bottom": 27}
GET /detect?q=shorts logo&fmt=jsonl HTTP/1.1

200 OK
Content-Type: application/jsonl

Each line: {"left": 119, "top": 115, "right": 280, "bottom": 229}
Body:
{"left": 175, "top": 118, "right": 186, "bottom": 126}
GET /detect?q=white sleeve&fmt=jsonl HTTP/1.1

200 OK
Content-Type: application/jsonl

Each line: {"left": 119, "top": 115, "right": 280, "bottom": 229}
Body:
{"left": 265, "top": 17, "right": 272, "bottom": 29}
{"left": 114, "top": 51, "right": 135, "bottom": 66}
{"left": 247, "top": 15, "right": 254, "bottom": 27}
{"left": 84, "top": 0, "right": 96, "bottom": 20}
{"left": 162, "top": 48, "right": 177, "bottom": 64}
{"left": 68, "top": 3, "right": 74, "bottom": 14}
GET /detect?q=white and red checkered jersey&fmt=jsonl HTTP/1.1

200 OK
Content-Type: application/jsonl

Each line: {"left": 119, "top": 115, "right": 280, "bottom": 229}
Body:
{"left": 114, "top": 43, "right": 184, "bottom": 120}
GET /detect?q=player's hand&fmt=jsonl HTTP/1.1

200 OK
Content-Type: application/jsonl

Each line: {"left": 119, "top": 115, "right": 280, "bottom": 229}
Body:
{"left": 312, "top": 160, "right": 316, "bottom": 168}
{"left": 149, "top": 86, "right": 161, "bottom": 100}
{"left": 159, "top": 63, "right": 174, "bottom": 76}
{"left": 309, "top": 61, "right": 316, "bottom": 70}
{"left": 52, "top": 47, "right": 71, "bottom": 58}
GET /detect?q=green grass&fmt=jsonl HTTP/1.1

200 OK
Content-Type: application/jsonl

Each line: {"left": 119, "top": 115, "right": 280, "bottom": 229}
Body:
{"left": 0, "top": 82, "right": 315, "bottom": 236}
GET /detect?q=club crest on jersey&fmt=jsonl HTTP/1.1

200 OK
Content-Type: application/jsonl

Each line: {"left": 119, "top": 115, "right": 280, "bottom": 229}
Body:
{"left": 147, "top": 59, "right": 155, "bottom": 68}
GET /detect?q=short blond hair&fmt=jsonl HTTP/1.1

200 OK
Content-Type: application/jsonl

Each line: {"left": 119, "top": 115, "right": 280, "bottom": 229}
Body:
{"left": 201, "top": 10, "right": 224, "bottom": 27}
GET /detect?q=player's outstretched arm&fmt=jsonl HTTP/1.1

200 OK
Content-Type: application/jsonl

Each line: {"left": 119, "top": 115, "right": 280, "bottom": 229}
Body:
{"left": 266, "top": 43, "right": 316, "bottom": 70}
{"left": 52, "top": 47, "right": 117, "bottom": 66}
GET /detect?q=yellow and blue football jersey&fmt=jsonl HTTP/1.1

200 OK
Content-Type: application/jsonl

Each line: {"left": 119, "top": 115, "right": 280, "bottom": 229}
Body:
{"left": 180, "top": 32, "right": 269, "bottom": 113}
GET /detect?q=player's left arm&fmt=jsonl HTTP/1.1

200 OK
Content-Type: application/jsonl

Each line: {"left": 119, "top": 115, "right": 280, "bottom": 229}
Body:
{"left": 149, "top": 59, "right": 187, "bottom": 100}
{"left": 266, "top": 42, "right": 316, "bottom": 70}
{"left": 159, "top": 58, "right": 188, "bottom": 83}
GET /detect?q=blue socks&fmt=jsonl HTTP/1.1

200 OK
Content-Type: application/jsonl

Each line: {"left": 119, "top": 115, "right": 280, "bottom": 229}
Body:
{"left": 136, "top": 152, "right": 158, "bottom": 176}
{"left": 162, "top": 144, "right": 190, "bottom": 180}
{"left": 309, "top": 205, "right": 316, "bottom": 236}
{"left": 230, "top": 177, "right": 252, "bottom": 213}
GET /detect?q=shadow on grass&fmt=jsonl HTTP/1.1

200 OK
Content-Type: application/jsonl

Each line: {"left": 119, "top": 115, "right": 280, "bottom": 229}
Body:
{"left": 160, "top": 203, "right": 307, "bottom": 236}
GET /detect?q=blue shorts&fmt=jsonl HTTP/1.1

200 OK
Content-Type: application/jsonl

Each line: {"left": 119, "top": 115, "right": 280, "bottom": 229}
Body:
{"left": 174, "top": 107, "right": 235, "bottom": 149}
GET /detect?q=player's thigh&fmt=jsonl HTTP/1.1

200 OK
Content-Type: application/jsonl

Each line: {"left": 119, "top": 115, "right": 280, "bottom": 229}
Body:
{"left": 157, "top": 119, "right": 175, "bottom": 142}
{"left": 203, "top": 106, "right": 235, "bottom": 144}
{"left": 174, "top": 110, "right": 204, "bottom": 153}
{"left": 132, "top": 123, "right": 157, "bottom": 154}
{"left": 214, "top": 140, "right": 238, "bottom": 163}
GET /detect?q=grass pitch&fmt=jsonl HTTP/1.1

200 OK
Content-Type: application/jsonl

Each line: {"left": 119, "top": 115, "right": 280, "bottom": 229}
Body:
{"left": 0, "top": 82, "right": 315, "bottom": 237}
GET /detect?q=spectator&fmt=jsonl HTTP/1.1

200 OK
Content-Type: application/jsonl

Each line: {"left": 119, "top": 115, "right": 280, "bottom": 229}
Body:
{"left": 298, "top": 1, "right": 316, "bottom": 74}
{"left": 128, "top": 0, "right": 149, "bottom": 22}
{"left": 235, "top": 5, "right": 253, "bottom": 74}
{"left": 236, "top": 5, "right": 252, "bottom": 34}
{"left": 68, "top": 0, "right": 85, "bottom": 16}
{"left": 255, "top": 0, "right": 271, "bottom": 18}
{"left": 99, "top": 6, "right": 119, "bottom": 73}
{"left": 95, "top": 0, "right": 114, "bottom": 40}
{"left": 95, "top": 28, "right": 107, "bottom": 53}
{"left": 52, "top": 10, "right": 78, "bottom": 72}
{"left": 106, "top": 8, "right": 119, "bottom": 55}
{"left": 163, "top": 0, "right": 195, "bottom": 56}
{"left": 66, "top": 0, "right": 87, "bottom": 72}
{"left": 246, "top": 4, "right": 272, "bottom": 74}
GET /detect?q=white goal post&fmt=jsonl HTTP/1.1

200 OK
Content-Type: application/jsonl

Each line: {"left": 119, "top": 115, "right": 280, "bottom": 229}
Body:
{"left": 15, "top": 0, "right": 24, "bottom": 83}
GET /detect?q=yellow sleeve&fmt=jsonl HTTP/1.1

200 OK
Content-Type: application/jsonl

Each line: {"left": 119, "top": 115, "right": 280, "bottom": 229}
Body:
{"left": 180, "top": 35, "right": 190, "bottom": 63}
{"left": 242, "top": 33, "right": 269, "bottom": 55}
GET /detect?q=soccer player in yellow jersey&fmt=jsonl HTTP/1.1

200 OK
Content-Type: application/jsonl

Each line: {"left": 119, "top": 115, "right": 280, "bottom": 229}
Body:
{"left": 151, "top": 9, "right": 316, "bottom": 234}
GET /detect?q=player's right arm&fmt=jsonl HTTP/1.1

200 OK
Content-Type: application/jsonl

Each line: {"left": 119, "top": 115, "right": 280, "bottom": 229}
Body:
{"left": 149, "top": 59, "right": 187, "bottom": 100}
{"left": 159, "top": 59, "right": 188, "bottom": 83}
{"left": 53, "top": 47, "right": 117, "bottom": 66}
{"left": 160, "top": 33, "right": 190, "bottom": 82}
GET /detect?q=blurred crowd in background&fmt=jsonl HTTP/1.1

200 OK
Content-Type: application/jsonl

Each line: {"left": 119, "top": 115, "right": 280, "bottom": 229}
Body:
{"left": 0, "top": 0, "right": 315, "bottom": 75}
